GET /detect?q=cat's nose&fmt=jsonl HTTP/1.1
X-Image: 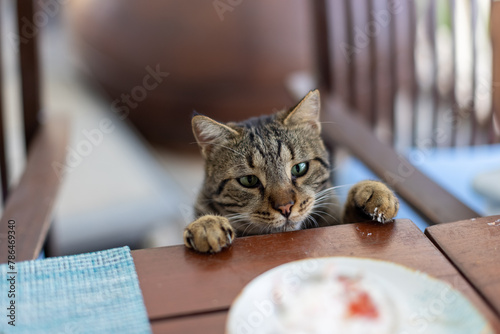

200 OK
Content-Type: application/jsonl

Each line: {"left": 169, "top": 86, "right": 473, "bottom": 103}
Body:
{"left": 275, "top": 201, "right": 294, "bottom": 218}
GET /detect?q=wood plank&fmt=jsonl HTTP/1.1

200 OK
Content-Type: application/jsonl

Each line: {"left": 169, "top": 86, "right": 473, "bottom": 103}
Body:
{"left": 151, "top": 311, "right": 227, "bottom": 334}
{"left": 425, "top": 215, "right": 500, "bottom": 318}
{"left": 321, "top": 96, "right": 479, "bottom": 224}
{"left": 0, "top": 118, "right": 69, "bottom": 262}
{"left": 132, "top": 219, "right": 499, "bottom": 331}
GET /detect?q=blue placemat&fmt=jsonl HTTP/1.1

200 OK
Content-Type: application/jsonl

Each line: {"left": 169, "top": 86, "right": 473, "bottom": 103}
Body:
{"left": 0, "top": 246, "right": 151, "bottom": 334}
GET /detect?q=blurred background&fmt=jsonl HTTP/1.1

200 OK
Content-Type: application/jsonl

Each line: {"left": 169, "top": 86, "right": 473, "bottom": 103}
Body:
{"left": 1, "top": 0, "right": 499, "bottom": 256}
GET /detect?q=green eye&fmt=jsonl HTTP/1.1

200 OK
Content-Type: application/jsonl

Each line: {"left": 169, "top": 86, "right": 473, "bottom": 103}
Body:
{"left": 238, "top": 175, "right": 260, "bottom": 188}
{"left": 291, "top": 162, "right": 308, "bottom": 177}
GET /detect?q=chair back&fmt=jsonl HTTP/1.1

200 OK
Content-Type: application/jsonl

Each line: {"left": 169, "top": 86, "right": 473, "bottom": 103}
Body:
{"left": 315, "top": 0, "right": 499, "bottom": 149}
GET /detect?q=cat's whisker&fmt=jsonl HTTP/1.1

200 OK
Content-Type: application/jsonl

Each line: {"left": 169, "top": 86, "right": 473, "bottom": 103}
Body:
{"left": 312, "top": 209, "right": 339, "bottom": 224}
{"left": 231, "top": 219, "right": 251, "bottom": 228}
{"left": 302, "top": 213, "right": 312, "bottom": 227}
{"left": 313, "top": 198, "right": 340, "bottom": 209}
{"left": 313, "top": 200, "right": 340, "bottom": 208}
{"left": 260, "top": 223, "right": 272, "bottom": 235}
{"left": 264, "top": 224, "right": 273, "bottom": 235}
{"left": 225, "top": 215, "right": 245, "bottom": 222}
{"left": 313, "top": 197, "right": 332, "bottom": 205}
{"left": 313, "top": 195, "right": 338, "bottom": 204}
{"left": 241, "top": 221, "right": 258, "bottom": 236}
{"left": 226, "top": 213, "right": 247, "bottom": 220}
{"left": 313, "top": 185, "right": 350, "bottom": 208}
{"left": 306, "top": 215, "right": 316, "bottom": 227}
{"left": 230, "top": 217, "right": 248, "bottom": 222}
{"left": 308, "top": 214, "right": 319, "bottom": 228}
{"left": 230, "top": 220, "right": 248, "bottom": 226}
{"left": 260, "top": 224, "right": 267, "bottom": 235}
{"left": 303, "top": 215, "right": 311, "bottom": 228}
{"left": 311, "top": 210, "right": 331, "bottom": 222}
{"left": 314, "top": 192, "right": 339, "bottom": 201}
{"left": 315, "top": 184, "right": 352, "bottom": 198}
{"left": 236, "top": 220, "right": 251, "bottom": 226}
{"left": 230, "top": 217, "right": 250, "bottom": 227}
{"left": 309, "top": 209, "right": 324, "bottom": 222}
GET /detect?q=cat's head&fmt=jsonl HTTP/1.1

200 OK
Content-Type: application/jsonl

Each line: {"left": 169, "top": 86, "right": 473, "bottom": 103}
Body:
{"left": 192, "top": 90, "right": 333, "bottom": 235}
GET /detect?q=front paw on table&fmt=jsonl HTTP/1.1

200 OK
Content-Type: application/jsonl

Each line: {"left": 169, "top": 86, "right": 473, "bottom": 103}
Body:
{"left": 351, "top": 180, "right": 399, "bottom": 224}
{"left": 183, "top": 215, "right": 235, "bottom": 253}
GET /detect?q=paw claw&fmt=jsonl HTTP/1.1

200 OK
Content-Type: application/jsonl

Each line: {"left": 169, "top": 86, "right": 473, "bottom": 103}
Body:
{"left": 188, "top": 237, "right": 196, "bottom": 249}
{"left": 183, "top": 230, "right": 195, "bottom": 249}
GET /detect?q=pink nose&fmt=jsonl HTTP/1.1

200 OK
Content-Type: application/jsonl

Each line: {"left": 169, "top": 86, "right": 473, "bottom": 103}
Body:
{"left": 276, "top": 202, "right": 294, "bottom": 218}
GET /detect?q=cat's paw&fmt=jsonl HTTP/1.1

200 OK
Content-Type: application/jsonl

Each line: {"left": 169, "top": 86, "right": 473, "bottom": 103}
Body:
{"left": 349, "top": 180, "right": 399, "bottom": 223}
{"left": 183, "top": 215, "right": 235, "bottom": 253}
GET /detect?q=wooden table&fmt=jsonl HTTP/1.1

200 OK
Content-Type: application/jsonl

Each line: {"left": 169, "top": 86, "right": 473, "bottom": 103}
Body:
{"left": 131, "top": 219, "right": 500, "bottom": 333}
{"left": 426, "top": 215, "right": 500, "bottom": 320}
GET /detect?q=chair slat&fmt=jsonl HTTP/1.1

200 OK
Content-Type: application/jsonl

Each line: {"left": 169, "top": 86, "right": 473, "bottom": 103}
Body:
{"left": 491, "top": 0, "right": 500, "bottom": 143}
{"left": 470, "top": 0, "right": 478, "bottom": 145}
{"left": 388, "top": 0, "right": 397, "bottom": 146}
{"left": 312, "top": 0, "right": 333, "bottom": 93}
{"left": 449, "top": 0, "right": 458, "bottom": 147}
{"left": 16, "top": 0, "right": 40, "bottom": 149}
{"left": 409, "top": 0, "right": 419, "bottom": 147}
{"left": 428, "top": 0, "right": 439, "bottom": 147}
{"left": 344, "top": 0, "right": 357, "bottom": 111}
{"left": 0, "top": 3, "right": 8, "bottom": 202}
{"left": 367, "top": 0, "right": 377, "bottom": 129}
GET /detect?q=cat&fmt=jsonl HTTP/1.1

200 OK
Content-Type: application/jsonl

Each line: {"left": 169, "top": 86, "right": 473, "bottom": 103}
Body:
{"left": 183, "top": 89, "right": 399, "bottom": 253}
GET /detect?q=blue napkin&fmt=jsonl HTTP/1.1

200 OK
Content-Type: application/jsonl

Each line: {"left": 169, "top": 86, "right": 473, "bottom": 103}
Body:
{"left": 0, "top": 246, "right": 151, "bottom": 334}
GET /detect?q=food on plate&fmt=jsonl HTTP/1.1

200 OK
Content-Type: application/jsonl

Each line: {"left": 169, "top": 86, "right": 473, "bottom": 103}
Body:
{"left": 270, "top": 266, "right": 397, "bottom": 334}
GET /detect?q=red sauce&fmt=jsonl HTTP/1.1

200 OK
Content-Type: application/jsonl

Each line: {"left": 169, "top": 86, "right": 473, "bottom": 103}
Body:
{"left": 347, "top": 291, "right": 379, "bottom": 319}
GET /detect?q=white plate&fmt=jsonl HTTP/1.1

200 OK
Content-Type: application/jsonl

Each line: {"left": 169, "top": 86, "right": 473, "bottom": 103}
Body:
{"left": 226, "top": 257, "right": 493, "bottom": 334}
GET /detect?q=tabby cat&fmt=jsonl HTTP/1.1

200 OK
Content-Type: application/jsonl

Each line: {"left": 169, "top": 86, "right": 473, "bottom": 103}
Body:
{"left": 183, "top": 90, "right": 399, "bottom": 253}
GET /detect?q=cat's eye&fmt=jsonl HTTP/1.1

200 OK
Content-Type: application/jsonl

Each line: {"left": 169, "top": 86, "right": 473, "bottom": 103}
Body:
{"left": 291, "top": 162, "right": 309, "bottom": 177}
{"left": 238, "top": 175, "right": 260, "bottom": 188}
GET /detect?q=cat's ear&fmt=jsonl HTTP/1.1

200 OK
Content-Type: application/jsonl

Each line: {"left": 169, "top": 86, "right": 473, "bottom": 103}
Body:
{"left": 283, "top": 89, "right": 321, "bottom": 133}
{"left": 192, "top": 115, "right": 239, "bottom": 157}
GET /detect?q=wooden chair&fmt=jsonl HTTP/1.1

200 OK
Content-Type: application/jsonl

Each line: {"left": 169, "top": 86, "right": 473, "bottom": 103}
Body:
{"left": 0, "top": 1, "right": 68, "bottom": 263}
{"left": 313, "top": 0, "right": 500, "bottom": 225}
{"left": 1, "top": 0, "right": 495, "bottom": 263}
